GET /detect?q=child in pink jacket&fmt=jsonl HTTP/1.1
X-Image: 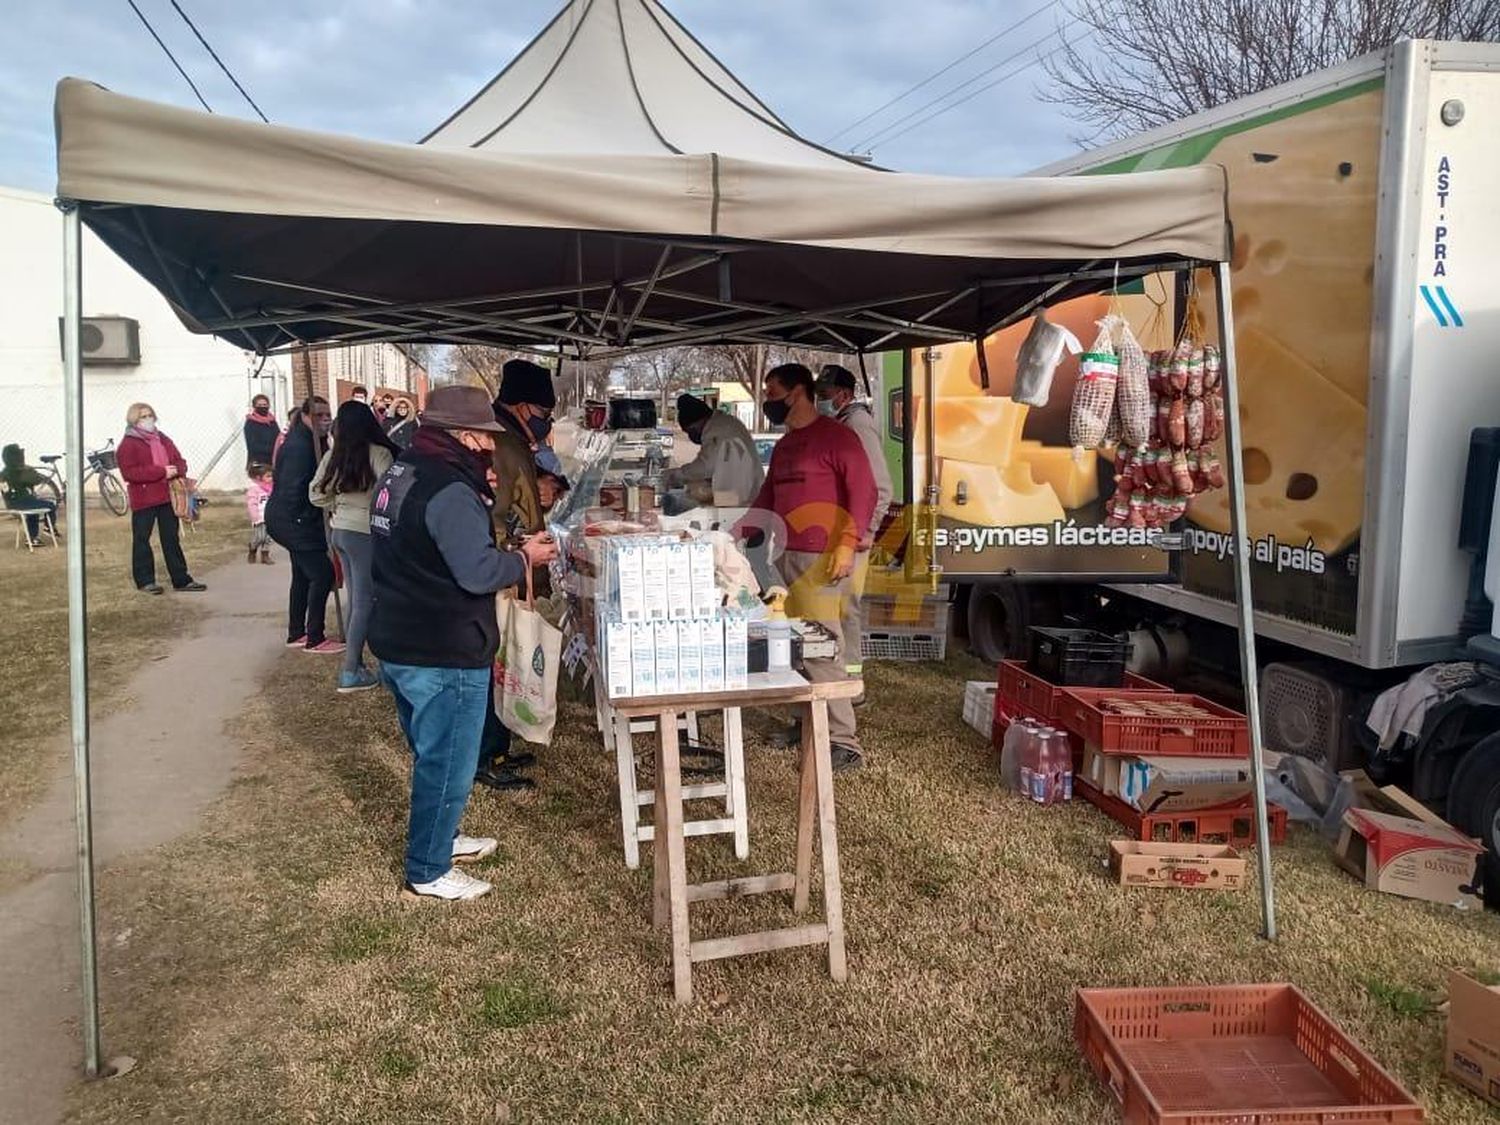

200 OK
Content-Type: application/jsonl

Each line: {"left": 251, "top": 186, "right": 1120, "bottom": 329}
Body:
{"left": 246, "top": 463, "right": 274, "bottom": 564}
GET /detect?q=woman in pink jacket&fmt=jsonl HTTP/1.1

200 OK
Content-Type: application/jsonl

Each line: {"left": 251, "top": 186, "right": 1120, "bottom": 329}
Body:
{"left": 116, "top": 402, "right": 205, "bottom": 594}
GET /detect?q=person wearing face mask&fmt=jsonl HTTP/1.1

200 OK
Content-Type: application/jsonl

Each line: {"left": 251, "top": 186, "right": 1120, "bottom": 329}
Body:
{"left": 117, "top": 402, "right": 206, "bottom": 594}
{"left": 266, "top": 396, "right": 344, "bottom": 654}
{"left": 243, "top": 394, "right": 280, "bottom": 471}
{"left": 368, "top": 385, "right": 559, "bottom": 902}
{"left": 385, "top": 397, "right": 417, "bottom": 451}
{"left": 736, "top": 364, "right": 876, "bottom": 771}
{"left": 662, "top": 393, "right": 763, "bottom": 514}
{"left": 476, "top": 358, "right": 562, "bottom": 792}
{"left": 814, "top": 366, "right": 893, "bottom": 696}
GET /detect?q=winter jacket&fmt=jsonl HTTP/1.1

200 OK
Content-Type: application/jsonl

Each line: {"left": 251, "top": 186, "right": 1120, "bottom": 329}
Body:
{"left": 242, "top": 412, "right": 280, "bottom": 467}
{"left": 836, "top": 402, "right": 893, "bottom": 542}
{"left": 265, "top": 423, "right": 327, "bottom": 552}
{"left": 245, "top": 477, "right": 272, "bottom": 524}
{"left": 1, "top": 445, "right": 47, "bottom": 506}
{"left": 666, "top": 410, "right": 764, "bottom": 507}
{"left": 117, "top": 431, "right": 188, "bottom": 512}
{"left": 308, "top": 444, "right": 394, "bottom": 535}
{"left": 491, "top": 407, "right": 544, "bottom": 540}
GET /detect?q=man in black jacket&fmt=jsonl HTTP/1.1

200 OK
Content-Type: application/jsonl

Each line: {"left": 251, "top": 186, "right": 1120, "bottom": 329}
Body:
{"left": 370, "top": 386, "right": 557, "bottom": 902}
{"left": 266, "top": 396, "right": 343, "bottom": 653}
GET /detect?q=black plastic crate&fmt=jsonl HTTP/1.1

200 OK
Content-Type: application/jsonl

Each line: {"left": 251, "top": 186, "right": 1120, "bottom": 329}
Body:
{"left": 1027, "top": 626, "right": 1131, "bottom": 687}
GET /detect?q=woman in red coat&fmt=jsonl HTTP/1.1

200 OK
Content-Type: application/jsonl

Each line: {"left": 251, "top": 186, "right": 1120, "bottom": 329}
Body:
{"left": 116, "top": 402, "right": 205, "bottom": 594}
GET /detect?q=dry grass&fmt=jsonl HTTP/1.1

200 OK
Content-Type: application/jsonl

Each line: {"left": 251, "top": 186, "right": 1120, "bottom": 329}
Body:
{"left": 0, "top": 499, "right": 248, "bottom": 828}
{"left": 62, "top": 648, "right": 1500, "bottom": 1123}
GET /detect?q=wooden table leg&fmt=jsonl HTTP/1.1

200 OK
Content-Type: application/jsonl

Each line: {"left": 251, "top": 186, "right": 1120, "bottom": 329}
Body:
{"left": 656, "top": 708, "right": 693, "bottom": 1004}
{"left": 723, "top": 707, "right": 750, "bottom": 861}
{"left": 614, "top": 710, "right": 642, "bottom": 870}
{"left": 792, "top": 705, "right": 818, "bottom": 914}
{"left": 808, "top": 699, "right": 847, "bottom": 982}
{"left": 652, "top": 731, "right": 669, "bottom": 931}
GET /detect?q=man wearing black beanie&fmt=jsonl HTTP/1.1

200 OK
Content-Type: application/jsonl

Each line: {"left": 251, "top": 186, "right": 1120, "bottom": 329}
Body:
{"left": 662, "top": 392, "right": 763, "bottom": 512}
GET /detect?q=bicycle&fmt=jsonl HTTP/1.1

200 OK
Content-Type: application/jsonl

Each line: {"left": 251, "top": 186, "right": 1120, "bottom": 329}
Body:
{"left": 36, "top": 438, "right": 130, "bottom": 517}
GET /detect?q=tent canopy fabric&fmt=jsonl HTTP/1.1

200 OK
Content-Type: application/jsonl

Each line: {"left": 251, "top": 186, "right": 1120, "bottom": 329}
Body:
{"left": 54, "top": 77, "right": 1229, "bottom": 358}
{"left": 421, "top": 0, "right": 862, "bottom": 170}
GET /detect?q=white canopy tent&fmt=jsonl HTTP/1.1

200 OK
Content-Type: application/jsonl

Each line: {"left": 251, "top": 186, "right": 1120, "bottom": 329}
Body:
{"left": 49, "top": 0, "right": 1272, "bottom": 1082}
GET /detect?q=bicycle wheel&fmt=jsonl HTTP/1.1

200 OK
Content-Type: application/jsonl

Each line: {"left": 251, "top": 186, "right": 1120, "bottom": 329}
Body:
{"left": 97, "top": 471, "right": 128, "bottom": 517}
{"left": 36, "top": 478, "right": 62, "bottom": 509}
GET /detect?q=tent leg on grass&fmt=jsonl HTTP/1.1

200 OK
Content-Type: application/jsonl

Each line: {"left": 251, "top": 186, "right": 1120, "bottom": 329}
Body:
{"left": 1214, "top": 260, "right": 1277, "bottom": 941}
{"left": 61, "top": 200, "right": 106, "bottom": 1074}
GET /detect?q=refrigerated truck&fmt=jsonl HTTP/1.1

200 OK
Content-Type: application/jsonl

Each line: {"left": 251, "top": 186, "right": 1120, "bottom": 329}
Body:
{"left": 913, "top": 40, "right": 1500, "bottom": 866}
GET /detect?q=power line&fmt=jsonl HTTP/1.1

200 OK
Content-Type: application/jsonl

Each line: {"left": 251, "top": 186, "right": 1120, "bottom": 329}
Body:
{"left": 124, "top": 0, "right": 213, "bottom": 113}
{"left": 852, "top": 17, "right": 1080, "bottom": 152}
{"left": 169, "top": 0, "right": 269, "bottom": 121}
{"left": 869, "top": 29, "right": 1093, "bottom": 153}
{"left": 825, "top": 0, "right": 1061, "bottom": 145}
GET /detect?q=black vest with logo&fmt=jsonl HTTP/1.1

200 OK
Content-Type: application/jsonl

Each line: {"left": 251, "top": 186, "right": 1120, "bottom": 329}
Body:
{"left": 369, "top": 453, "right": 499, "bottom": 669}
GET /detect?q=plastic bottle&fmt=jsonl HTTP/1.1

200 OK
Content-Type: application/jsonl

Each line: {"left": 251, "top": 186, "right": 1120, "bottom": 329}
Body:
{"left": 764, "top": 587, "right": 792, "bottom": 673}
{"left": 1019, "top": 723, "right": 1046, "bottom": 802}
{"left": 1000, "top": 718, "right": 1034, "bottom": 791}
{"left": 1050, "top": 730, "right": 1074, "bottom": 804}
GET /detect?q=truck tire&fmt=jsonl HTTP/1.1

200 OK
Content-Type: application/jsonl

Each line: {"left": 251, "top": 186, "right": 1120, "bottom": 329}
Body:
{"left": 1445, "top": 730, "right": 1500, "bottom": 905}
{"left": 966, "top": 582, "right": 1057, "bottom": 666}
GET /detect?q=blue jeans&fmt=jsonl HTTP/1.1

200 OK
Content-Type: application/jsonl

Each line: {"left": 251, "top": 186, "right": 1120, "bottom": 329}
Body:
{"left": 381, "top": 661, "right": 490, "bottom": 885}
{"left": 330, "top": 528, "right": 373, "bottom": 676}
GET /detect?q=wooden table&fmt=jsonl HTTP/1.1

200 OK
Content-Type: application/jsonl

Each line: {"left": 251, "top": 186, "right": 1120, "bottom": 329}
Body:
{"left": 612, "top": 670, "right": 861, "bottom": 1004}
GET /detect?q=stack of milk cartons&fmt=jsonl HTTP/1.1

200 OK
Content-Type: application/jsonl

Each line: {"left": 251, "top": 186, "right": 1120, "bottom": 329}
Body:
{"left": 598, "top": 535, "right": 749, "bottom": 699}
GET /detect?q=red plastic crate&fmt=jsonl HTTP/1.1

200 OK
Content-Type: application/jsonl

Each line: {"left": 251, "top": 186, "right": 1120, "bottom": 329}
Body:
{"left": 1059, "top": 689, "right": 1249, "bottom": 758}
{"left": 1077, "top": 780, "right": 1287, "bottom": 847}
{"left": 995, "top": 660, "right": 1170, "bottom": 727}
{"left": 1075, "top": 984, "right": 1424, "bottom": 1124}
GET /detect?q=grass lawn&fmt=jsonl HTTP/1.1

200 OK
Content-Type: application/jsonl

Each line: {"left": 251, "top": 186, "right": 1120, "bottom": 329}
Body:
{"left": 65, "top": 647, "right": 1500, "bottom": 1122}
{"left": 0, "top": 499, "right": 247, "bottom": 832}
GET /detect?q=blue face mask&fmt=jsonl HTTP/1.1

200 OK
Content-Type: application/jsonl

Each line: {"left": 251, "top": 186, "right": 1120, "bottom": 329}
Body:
{"left": 527, "top": 415, "right": 553, "bottom": 442}
{"left": 816, "top": 398, "right": 838, "bottom": 418}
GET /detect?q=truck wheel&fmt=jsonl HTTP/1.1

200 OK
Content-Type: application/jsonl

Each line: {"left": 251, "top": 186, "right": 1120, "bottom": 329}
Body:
{"left": 966, "top": 582, "right": 1057, "bottom": 665}
{"left": 1446, "top": 731, "right": 1500, "bottom": 900}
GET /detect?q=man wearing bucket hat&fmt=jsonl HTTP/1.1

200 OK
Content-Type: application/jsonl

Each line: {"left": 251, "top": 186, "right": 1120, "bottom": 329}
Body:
{"left": 369, "top": 385, "right": 558, "bottom": 902}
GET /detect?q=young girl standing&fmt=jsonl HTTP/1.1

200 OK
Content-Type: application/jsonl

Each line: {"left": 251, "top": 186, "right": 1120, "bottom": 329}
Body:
{"left": 245, "top": 463, "right": 274, "bottom": 564}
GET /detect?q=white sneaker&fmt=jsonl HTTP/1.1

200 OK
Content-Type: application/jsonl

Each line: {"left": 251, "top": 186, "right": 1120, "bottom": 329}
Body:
{"left": 452, "top": 835, "right": 498, "bottom": 864}
{"left": 402, "top": 867, "right": 492, "bottom": 902}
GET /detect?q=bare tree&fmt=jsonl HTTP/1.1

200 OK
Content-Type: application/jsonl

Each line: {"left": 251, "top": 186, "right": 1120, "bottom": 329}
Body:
{"left": 1045, "top": 0, "right": 1500, "bottom": 142}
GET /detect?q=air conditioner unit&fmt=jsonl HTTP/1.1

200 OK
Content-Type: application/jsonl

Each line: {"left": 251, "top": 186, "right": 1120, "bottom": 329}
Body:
{"left": 57, "top": 316, "right": 141, "bottom": 366}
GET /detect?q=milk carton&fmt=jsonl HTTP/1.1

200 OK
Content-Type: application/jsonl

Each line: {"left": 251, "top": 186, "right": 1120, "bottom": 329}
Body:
{"left": 689, "top": 539, "right": 719, "bottom": 619}
{"left": 666, "top": 542, "right": 694, "bottom": 620}
{"left": 654, "top": 620, "right": 680, "bottom": 694}
{"left": 699, "top": 616, "right": 725, "bottom": 692}
{"left": 630, "top": 622, "right": 657, "bottom": 697}
{"left": 614, "top": 540, "right": 645, "bottom": 623}
{"left": 604, "top": 616, "right": 633, "bottom": 699}
{"left": 676, "top": 620, "right": 702, "bottom": 693}
{"left": 723, "top": 613, "right": 749, "bottom": 690}
{"left": 641, "top": 540, "right": 669, "bottom": 622}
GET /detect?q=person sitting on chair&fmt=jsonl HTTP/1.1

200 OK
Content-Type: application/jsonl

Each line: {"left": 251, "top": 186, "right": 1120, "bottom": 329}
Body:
{"left": 1, "top": 444, "right": 56, "bottom": 545}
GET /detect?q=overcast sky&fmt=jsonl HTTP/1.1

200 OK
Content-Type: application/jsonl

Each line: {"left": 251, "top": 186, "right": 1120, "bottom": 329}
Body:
{"left": 4, "top": 0, "right": 1090, "bottom": 193}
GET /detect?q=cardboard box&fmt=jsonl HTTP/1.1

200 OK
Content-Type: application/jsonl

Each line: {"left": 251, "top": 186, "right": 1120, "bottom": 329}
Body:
{"left": 677, "top": 620, "right": 702, "bottom": 693}
{"left": 653, "top": 620, "right": 680, "bottom": 694}
{"left": 604, "top": 617, "right": 632, "bottom": 699}
{"left": 614, "top": 541, "right": 645, "bottom": 623}
{"left": 1447, "top": 969, "right": 1500, "bottom": 1107}
{"left": 629, "top": 622, "right": 657, "bottom": 698}
{"left": 1109, "top": 840, "right": 1247, "bottom": 891}
{"left": 1079, "top": 745, "right": 1251, "bottom": 813}
{"left": 700, "top": 617, "right": 725, "bottom": 692}
{"left": 641, "top": 541, "right": 670, "bottom": 622}
{"left": 1337, "top": 807, "right": 1484, "bottom": 910}
{"left": 666, "top": 543, "right": 693, "bottom": 621}
{"left": 689, "top": 539, "right": 719, "bottom": 619}
{"left": 723, "top": 614, "right": 748, "bottom": 690}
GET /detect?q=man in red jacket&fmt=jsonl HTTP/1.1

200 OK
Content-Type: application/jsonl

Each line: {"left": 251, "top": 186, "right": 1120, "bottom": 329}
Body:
{"left": 740, "top": 363, "right": 876, "bottom": 770}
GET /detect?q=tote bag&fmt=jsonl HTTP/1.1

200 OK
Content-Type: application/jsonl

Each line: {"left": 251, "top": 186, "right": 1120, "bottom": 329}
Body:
{"left": 494, "top": 569, "right": 562, "bottom": 744}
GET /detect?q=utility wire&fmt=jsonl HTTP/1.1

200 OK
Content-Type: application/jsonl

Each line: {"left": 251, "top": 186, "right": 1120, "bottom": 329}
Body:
{"left": 852, "top": 16, "right": 1081, "bottom": 152}
{"left": 869, "top": 29, "right": 1093, "bottom": 152}
{"left": 169, "top": 0, "right": 269, "bottom": 121}
{"left": 124, "top": 0, "right": 213, "bottom": 112}
{"left": 825, "top": 0, "right": 1061, "bottom": 145}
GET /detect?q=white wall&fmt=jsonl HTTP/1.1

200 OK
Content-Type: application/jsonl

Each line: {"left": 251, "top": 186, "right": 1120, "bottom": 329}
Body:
{"left": 0, "top": 185, "right": 289, "bottom": 491}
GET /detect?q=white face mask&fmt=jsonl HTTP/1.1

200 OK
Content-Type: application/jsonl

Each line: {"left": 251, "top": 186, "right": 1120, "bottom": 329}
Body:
{"left": 137, "top": 418, "right": 157, "bottom": 433}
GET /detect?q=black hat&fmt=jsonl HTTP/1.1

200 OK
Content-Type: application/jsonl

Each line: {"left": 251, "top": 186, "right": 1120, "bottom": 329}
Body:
{"left": 816, "top": 365, "right": 857, "bottom": 393}
{"left": 676, "top": 394, "right": 713, "bottom": 428}
{"left": 499, "top": 358, "right": 556, "bottom": 408}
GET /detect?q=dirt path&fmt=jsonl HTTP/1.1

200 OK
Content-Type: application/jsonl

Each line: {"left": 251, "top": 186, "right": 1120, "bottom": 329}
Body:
{"left": 0, "top": 552, "right": 293, "bottom": 1124}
